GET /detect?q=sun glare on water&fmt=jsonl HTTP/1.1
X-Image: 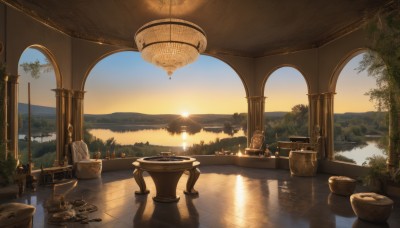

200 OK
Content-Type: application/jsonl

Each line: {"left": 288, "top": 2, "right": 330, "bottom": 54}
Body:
{"left": 181, "top": 111, "right": 190, "bottom": 118}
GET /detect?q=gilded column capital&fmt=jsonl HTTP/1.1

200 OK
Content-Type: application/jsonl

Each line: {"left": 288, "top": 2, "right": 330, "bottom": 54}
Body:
{"left": 2, "top": 73, "right": 8, "bottom": 82}
{"left": 73, "top": 90, "right": 86, "bottom": 100}
{"left": 307, "top": 93, "right": 321, "bottom": 99}
{"left": 246, "top": 96, "right": 266, "bottom": 101}
{"left": 64, "top": 89, "right": 73, "bottom": 98}
{"left": 7, "top": 74, "right": 19, "bottom": 84}
{"left": 52, "top": 88, "right": 73, "bottom": 97}
{"left": 321, "top": 92, "right": 336, "bottom": 99}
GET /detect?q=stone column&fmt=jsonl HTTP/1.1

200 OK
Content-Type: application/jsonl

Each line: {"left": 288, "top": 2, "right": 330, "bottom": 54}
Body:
{"left": 308, "top": 93, "right": 324, "bottom": 158}
{"left": 7, "top": 75, "right": 19, "bottom": 159}
{"left": 72, "top": 90, "right": 85, "bottom": 141}
{"left": 53, "top": 88, "right": 67, "bottom": 165}
{"left": 1, "top": 73, "right": 7, "bottom": 158}
{"left": 247, "top": 96, "right": 265, "bottom": 144}
{"left": 308, "top": 93, "right": 321, "bottom": 143}
{"left": 64, "top": 89, "right": 72, "bottom": 139}
{"left": 321, "top": 92, "right": 335, "bottom": 160}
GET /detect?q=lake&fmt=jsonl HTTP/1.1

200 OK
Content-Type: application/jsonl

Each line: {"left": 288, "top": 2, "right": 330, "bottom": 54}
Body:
{"left": 334, "top": 140, "right": 387, "bottom": 166}
{"left": 88, "top": 128, "right": 246, "bottom": 150}
{"left": 19, "top": 128, "right": 387, "bottom": 165}
{"left": 18, "top": 133, "right": 57, "bottom": 142}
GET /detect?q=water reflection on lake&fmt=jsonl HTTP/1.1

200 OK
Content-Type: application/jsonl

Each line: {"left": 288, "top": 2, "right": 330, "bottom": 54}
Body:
{"left": 88, "top": 128, "right": 246, "bottom": 149}
{"left": 18, "top": 133, "right": 56, "bottom": 142}
{"left": 334, "top": 140, "right": 387, "bottom": 166}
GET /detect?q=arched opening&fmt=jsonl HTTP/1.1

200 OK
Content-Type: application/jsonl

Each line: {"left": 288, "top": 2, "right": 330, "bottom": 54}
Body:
{"left": 18, "top": 47, "right": 58, "bottom": 168}
{"left": 263, "top": 66, "right": 309, "bottom": 156}
{"left": 334, "top": 52, "right": 388, "bottom": 165}
{"left": 83, "top": 51, "right": 247, "bottom": 158}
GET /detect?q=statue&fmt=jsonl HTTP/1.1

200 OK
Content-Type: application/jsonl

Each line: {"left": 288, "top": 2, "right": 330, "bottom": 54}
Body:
{"left": 67, "top": 124, "right": 73, "bottom": 144}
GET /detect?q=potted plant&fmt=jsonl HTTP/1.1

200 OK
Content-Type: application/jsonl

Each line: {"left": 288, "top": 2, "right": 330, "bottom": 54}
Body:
{"left": 0, "top": 150, "right": 17, "bottom": 186}
{"left": 363, "top": 155, "right": 389, "bottom": 194}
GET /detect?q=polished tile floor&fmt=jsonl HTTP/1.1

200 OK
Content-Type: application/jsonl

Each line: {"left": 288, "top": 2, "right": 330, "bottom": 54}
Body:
{"left": 2, "top": 165, "right": 400, "bottom": 228}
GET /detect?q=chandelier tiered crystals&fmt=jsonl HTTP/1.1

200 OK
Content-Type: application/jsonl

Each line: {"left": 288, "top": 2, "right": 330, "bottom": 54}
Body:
{"left": 135, "top": 18, "right": 207, "bottom": 77}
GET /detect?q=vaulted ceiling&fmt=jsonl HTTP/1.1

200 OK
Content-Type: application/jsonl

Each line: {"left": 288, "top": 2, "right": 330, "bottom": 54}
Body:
{"left": 1, "top": 0, "right": 395, "bottom": 57}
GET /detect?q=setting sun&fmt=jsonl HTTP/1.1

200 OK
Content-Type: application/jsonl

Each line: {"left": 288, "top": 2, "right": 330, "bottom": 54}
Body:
{"left": 181, "top": 111, "right": 190, "bottom": 118}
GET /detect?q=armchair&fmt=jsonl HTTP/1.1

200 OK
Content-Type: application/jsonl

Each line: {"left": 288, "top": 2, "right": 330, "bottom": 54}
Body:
{"left": 71, "top": 141, "right": 102, "bottom": 179}
{"left": 245, "top": 130, "right": 265, "bottom": 156}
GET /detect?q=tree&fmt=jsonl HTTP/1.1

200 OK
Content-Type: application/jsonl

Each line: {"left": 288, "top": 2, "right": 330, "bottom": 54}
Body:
{"left": 20, "top": 58, "right": 53, "bottom": 79}
{"left": 358, "top": 7, "right": 400, "bottom": 174}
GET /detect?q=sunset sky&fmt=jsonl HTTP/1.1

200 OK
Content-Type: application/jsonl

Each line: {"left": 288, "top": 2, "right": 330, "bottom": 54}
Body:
{"left": 18, "top": 48, "right": 377, "bottom": 114}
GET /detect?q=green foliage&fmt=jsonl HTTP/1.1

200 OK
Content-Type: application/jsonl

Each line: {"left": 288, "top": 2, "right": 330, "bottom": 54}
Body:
{"left": 0, "top": 153, "right": 17, "bottom": 186}
{"left": 362, "top": 155, "right": 389, "bottom": 192}
{"left": 358, "top": 7, "right": 400, "bottom": 171}
{"left": 264, "top": 104, "right": 309, "bottom": 144}
{"left": 186, "top": 136, "right": 247, "bottom": 155}
{"left": 333, "top": 112, "right": 387, "bottom": 152}
{"left": 33, "top": 151, "right": 56, "bottom": 168}
{"left": 20, "top": 59, "right": 53, "bottom": 79}
{"left": 19, "top": 114, "right": 56, "bottom": 133}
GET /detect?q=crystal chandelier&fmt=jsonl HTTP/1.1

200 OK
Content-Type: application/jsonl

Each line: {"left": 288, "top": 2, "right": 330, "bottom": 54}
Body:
{"left": 135, "top": 7, "right": 207, "bottom": 78}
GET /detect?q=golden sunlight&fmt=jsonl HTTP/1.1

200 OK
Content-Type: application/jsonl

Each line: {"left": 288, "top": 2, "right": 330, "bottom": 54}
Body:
{"left": 181, "top": 111, "right": 190, "bottom": 118}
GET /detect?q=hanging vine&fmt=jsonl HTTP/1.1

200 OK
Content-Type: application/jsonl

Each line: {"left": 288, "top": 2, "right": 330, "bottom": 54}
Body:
{"left": 20, "top": 58, "right": 52, "bottom": 79}
{"left": 358, "top": 4, "right": 400, "bottom": 179}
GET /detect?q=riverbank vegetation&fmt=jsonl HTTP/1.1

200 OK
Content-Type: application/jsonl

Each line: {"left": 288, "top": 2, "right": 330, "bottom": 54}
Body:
{"left": 17, "top": 103, "right": 388, "bottom": 168}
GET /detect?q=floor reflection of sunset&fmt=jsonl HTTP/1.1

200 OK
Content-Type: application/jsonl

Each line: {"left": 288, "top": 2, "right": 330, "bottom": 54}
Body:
{"left": 234, "top": 175, "right": 246, "bottom": 227}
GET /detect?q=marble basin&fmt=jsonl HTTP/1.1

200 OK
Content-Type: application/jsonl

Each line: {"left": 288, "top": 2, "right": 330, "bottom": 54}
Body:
{"left": 133, "top": 155, "right": 200, "bottom": 203}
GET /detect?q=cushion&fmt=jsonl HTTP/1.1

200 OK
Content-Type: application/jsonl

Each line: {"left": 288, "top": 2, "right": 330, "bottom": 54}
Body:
{"left": 0, "top": 203, "right": 36, "bottom": 228}
{"left": 71, "top": 141, "right": 89, "bottom": 163}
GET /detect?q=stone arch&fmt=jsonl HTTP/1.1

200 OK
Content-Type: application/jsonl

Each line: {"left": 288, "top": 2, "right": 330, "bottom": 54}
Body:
{"left": 80, "top": 48, "right": 133, "bottom": 91}
{"left": 205, "top": 54, "right": 249, "bottom": 98}
{"left": 329, "top": 48, "right": 369, "bottom": 93}
{"left": 18, "top": 44, "right": 62, "bottom": 88}
{"left": 261, "top": 64, "right": 310, "bottom": 96}
{"left": 80, "top": 50, "right": 249, "bottom": 98}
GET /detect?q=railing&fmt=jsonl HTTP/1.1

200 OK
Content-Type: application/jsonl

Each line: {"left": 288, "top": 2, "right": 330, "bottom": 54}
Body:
{"left": 277, "top": 141, "right": 318, "bottom": 156}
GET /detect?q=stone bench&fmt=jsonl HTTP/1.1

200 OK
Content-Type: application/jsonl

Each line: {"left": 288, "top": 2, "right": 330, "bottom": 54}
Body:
{"left": 328, "top": 176, "right": 356, "bottom": 196}
{"left": 350, "top": 192, "right": 393, "bottom": 223}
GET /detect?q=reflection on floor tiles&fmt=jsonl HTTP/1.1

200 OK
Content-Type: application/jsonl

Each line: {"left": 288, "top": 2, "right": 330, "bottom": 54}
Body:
{"left": 1, "top": 165, "right": 399, "bottom": 227}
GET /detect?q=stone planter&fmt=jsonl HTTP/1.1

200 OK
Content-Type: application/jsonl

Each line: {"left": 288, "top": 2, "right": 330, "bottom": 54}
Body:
{"left": 289, "top": 150, "right": 317, "bottom": 176}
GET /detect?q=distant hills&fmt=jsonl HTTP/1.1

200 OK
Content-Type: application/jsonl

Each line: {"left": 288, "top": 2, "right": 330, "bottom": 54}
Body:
{"left": 18, "top": 103, "right": 384, "bottom": 123}
{"left": 18, "top": 103, "right": 56, "bottom": 116}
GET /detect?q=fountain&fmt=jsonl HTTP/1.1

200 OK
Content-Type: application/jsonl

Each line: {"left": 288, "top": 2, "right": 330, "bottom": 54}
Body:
{"left": 133, "top": 153, "right": 200, "bottom": 203}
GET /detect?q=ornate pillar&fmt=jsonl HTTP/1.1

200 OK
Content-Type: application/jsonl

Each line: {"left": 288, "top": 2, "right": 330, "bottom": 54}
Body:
{"left": 247, "top": 96, "right": 265, "bottom": 144}
{"left": 321, "top": 92, "right": 335, "bottom": 160}
{"left": 72, "top": 90, "right": 85, "bottom": 141}
{"left": 308, "top": 93, "right": 321, "bottom": 143}
{"left": 7, "top": 75, "right": 19, "bottom": 159}
{"left": 53, "top": 88, "right": 67, "bottom": 165}
{"left": 308, "top": 93, "right": 324, "bottom": 158}
{"left": 1, "top": 73, "right": 7, "bottom": 158}
{"left": 65, "top": 90, "right": 72, "bottom": 137}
